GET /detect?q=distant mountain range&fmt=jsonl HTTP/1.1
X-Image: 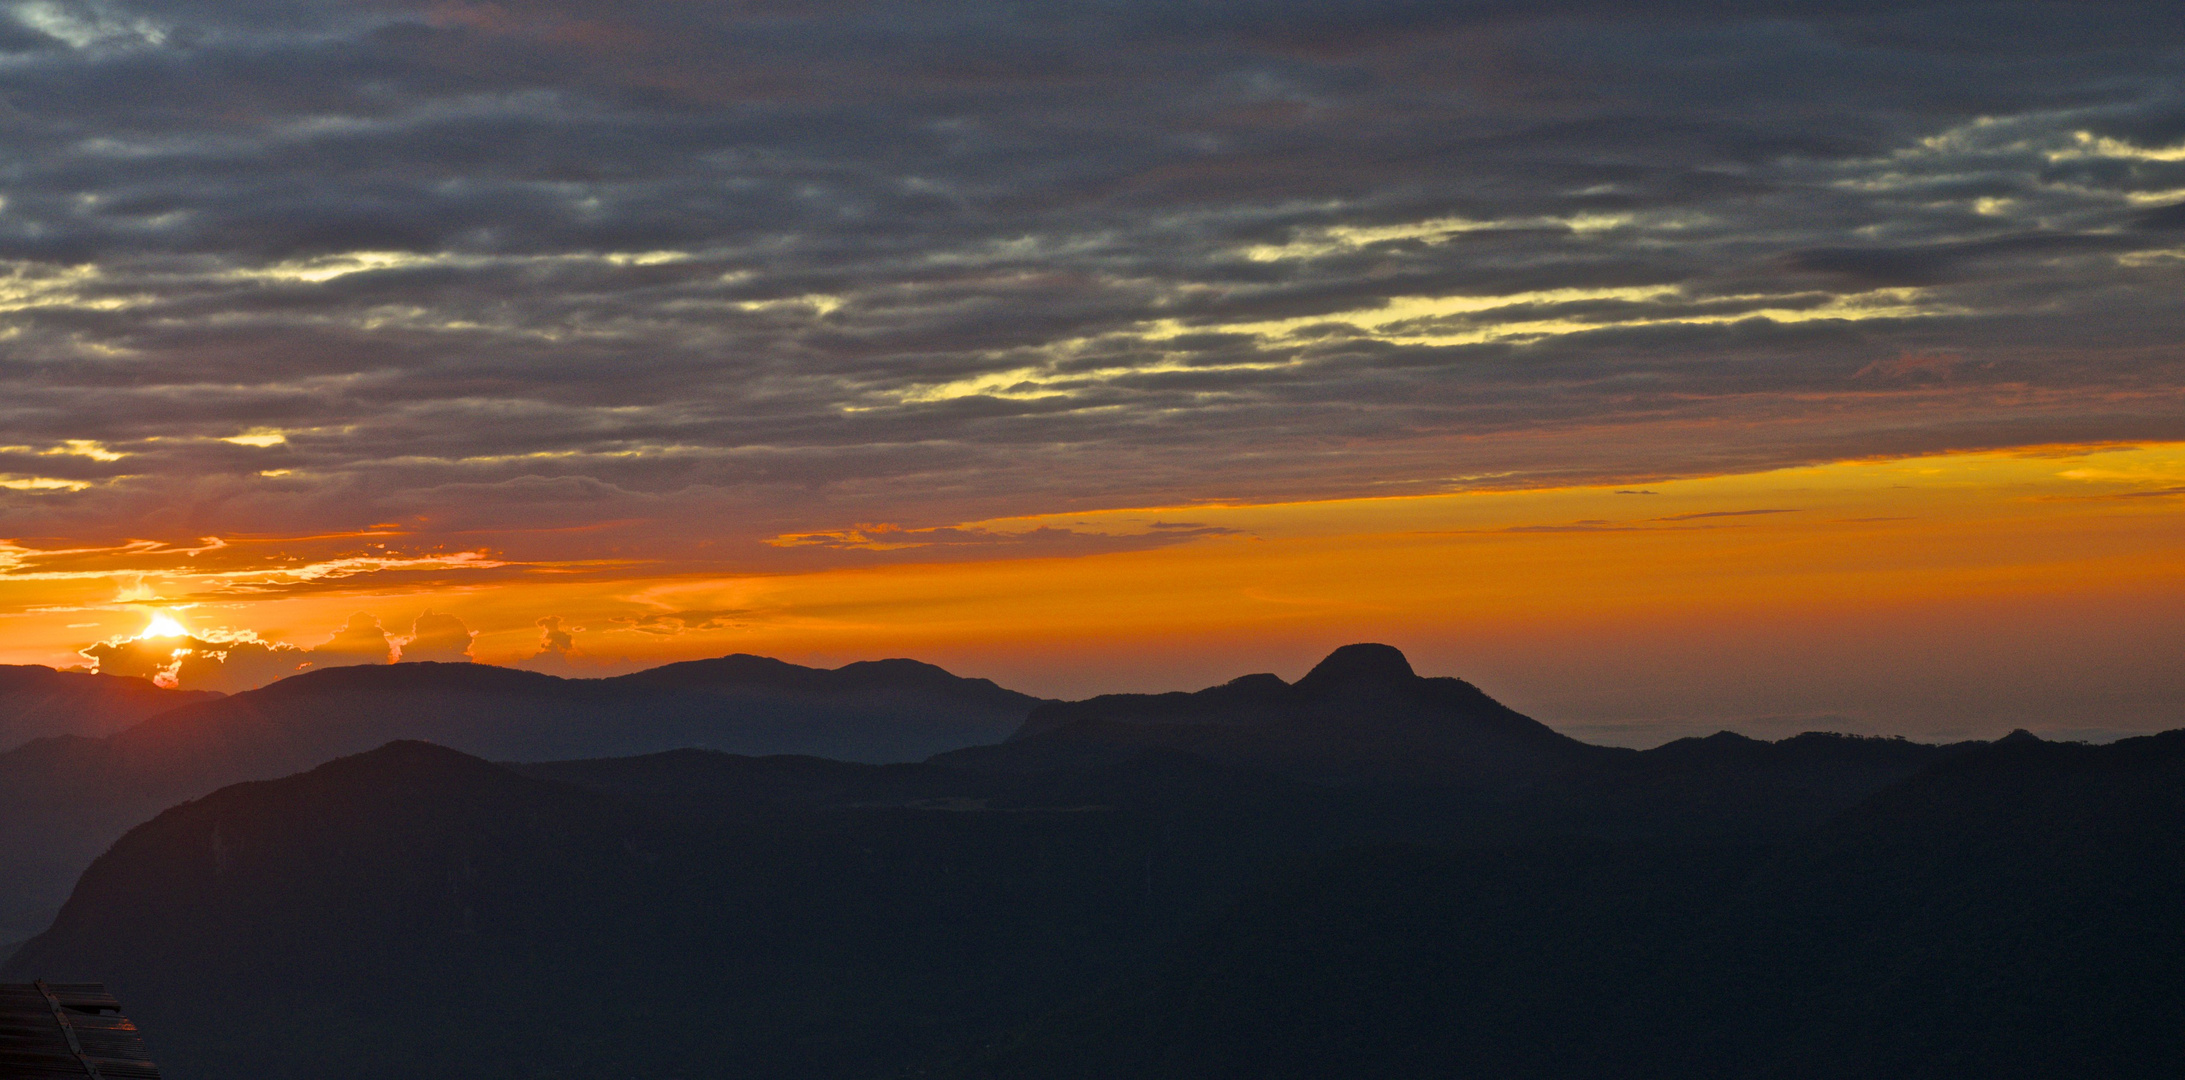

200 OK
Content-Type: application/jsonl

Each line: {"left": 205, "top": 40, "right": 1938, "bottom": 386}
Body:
{"left": 10, "top": 644, "right": 2160, "bottom": 1077}
{"left": 974, "top": 643, "right": 1583, "bottom": 783}
{"left": 0, "top": 654, "right": 1041, "bottom": 942}
{"left": 0, "top": 665, "right": 219, "bottom": 752}
{"left": 950, "top": 644, "right": 1965, "bottom": 840}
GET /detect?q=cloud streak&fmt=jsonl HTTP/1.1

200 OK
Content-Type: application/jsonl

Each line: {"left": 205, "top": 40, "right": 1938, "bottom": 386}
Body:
{"left": 0, "top": 0, "right": 2179, "bottom": 578}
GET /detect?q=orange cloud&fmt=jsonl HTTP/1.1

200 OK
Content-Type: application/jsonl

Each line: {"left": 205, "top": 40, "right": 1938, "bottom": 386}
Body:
{"left": 398, "top": 610, "right": 476, "bottom": 663}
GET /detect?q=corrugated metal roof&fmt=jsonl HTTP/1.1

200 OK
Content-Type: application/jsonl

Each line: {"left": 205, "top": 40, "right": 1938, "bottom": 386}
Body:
{"left": 0, "top": 982, "right": 161, "bottom": 1079}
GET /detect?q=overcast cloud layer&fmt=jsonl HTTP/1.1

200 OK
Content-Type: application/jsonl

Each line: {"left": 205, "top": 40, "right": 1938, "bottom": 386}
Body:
{"left": 4, "top": 0, "right": 2185, "bottom": 575}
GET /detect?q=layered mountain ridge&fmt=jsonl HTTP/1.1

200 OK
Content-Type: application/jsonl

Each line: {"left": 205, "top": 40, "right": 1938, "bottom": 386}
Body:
{"left": 0, "top": 665, "right": 220, "bottom": 753}
{"left": 8, "top": 643, "right": 2167, "bottom": 1078}
{"left": 8, "top": 717, "right": 2181, "bottom": 1078}
{"left": 0, "top": 652, "right": 1042, "bottom": 941}
{"left": 0, "top": 644, "right": 1971, "bottom": 945}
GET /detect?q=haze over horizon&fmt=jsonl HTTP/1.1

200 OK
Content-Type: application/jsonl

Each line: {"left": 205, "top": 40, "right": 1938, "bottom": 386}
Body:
{"left": 3, "top": 0, "right": 2182, "bottom": 744}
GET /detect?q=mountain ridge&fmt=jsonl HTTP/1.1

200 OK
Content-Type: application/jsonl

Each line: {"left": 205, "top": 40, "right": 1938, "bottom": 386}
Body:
{"left": 0, "top": 651, "right": 1044, "bottom": 942}
{"left": 0, "top": 642, "right": 1988, "bottom": 952}
{"left": 0, "top": 665, "right": 221, "bottom": 753}
{"left": 944, "top": 727, "right": 2185, "bottom": 1080}
{"left": 3, "top": 738, "right": 1237, "bottom": 1078}
{"left": 10, "top": 722, "right": 2178, "bottom": 1078}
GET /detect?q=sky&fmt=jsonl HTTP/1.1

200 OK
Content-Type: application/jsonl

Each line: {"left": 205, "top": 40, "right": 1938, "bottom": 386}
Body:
{"left": 1, "top": 0, "right": 2182, "bottom": 744}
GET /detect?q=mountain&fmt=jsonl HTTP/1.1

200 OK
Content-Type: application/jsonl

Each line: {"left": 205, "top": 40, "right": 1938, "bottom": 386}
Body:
{"left": 0, "top": 665, "right": 219, "bottom": 752}
{"left": 12, "top": 726, "right": 2178, "bottom": 1078}
{"left": 949, "top": 730, "right": 2185, "bottom": 1080}
{"left": 0, "top": 654, "right": 1041, "bottom": 942}
{"left": 970, "top": 644, "right": 1594, "bottom": 786}
{"left": 0, "top": 646, "right": 2077, "bottom": 1078}
{"left": 2, "top": 740, "right": 1344, "bottom": 1079}
{"left": 0, "top": 644, "right": 1964, "bottom": 946}
{"left": 123, "top": 654, "right": 1039, "bottom": 770}
{"left": 948, "top": 644, "right": 1960, "bottom": 839}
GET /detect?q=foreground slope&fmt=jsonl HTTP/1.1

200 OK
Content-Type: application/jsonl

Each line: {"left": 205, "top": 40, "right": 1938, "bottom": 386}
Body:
{"left": 0, "top": 654, "right": 1039, "bottom": 942}
{"left": 12, "top": 727, "right": 2173, "bottom": 1078}
{"left": 0, "top": 666, "right": 219, "bottom": 752}
{"left": 954, "top": 731, "right": 2185, "bottom": 1080}
{"left": 4, "top": 741, "right": 1323, "bottom": 1079}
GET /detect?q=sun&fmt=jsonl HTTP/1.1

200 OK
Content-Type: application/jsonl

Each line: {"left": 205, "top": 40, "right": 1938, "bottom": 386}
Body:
{"left": 139, "top": 613, "right": 189, "bottom": 639}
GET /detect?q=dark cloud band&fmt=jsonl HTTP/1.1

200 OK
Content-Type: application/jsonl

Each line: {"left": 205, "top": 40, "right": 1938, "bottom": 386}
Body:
{"left": 2, "top": 0, "right": 2182, "bottom": 563}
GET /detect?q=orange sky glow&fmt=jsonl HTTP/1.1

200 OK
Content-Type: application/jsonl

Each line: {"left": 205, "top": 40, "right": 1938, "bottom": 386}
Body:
{"left": 5, "top": 441, "right": 2179, "bottom": 745}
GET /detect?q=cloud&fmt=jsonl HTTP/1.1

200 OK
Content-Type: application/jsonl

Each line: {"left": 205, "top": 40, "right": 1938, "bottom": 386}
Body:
{"left": 77, "top": 609, "right": 402, "bottom": 691}
{"left": 1782, "top": 247, "right": 1953, "bottom": 288}
{"left": 397, "top": 609, "right": 475, "bottom": 662}
{"left": 313, "top": 612, "right": 394, "bottom": 666}
{"left": 1497, "top": 520, "right": 1641, "bottom": 534}
{"left": 1856, "top": 351, "right": 1967, "bottom": 381}
{"left": 0, "top": 0, "right": 2181, "bottom": 572}
{"left": 173, "top": 639, "right": 312, "bottom": 694}
{"left": 2046, "top": 485, "right": 2185, "bottom": 501}
{"left": 535, "top": 615, "right": 575, "bottom": 657}
{"left": 2129, "top": 203, "right": 2185, "bottom": 231}
{"left": 766, "top": 521, "right": 1242, "bottom": 560}
{"left": 78, "top": 636, "right": 188, "bottom": 683}
{"left": 1651, "top": 509, "right": 1801, "bottom": 522}
{"left": 514, "top": 614, "right": 601, "bottom": 675}
{"left": 610, "top": 609, "right": 747, "bottom": 635}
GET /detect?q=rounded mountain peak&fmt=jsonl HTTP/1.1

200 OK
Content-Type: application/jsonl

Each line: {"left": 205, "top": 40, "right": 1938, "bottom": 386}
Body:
{"left": 1295, "top": 644, "right": 1417, "bottom": 691}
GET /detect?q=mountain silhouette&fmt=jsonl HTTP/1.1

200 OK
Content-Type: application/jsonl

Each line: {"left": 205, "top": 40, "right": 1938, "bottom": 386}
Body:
{"left": 972, "top": 643, "right": 1607, "bottom": 783}
{"left": 955, "top": 645, "right": 1957, "bottom": 840}
{"left": 11, "top": 725, "right": 2179, "bottom": 1078}
{"left": 948, "top": 730, "right": 2185, "bottom": 1080}
{"left": 0, "top": 654, "right": 1040, "bottom": 942}
{"left": 0, "top": 665, "right": 219, "bottom": 752}
{"left": 3, "top": 739, "right": 1332, "bottom": 1078}
{"left": 0, "top": 647, "right": 2097, "bottom": 1078}
{"left": 0, "top": 645, "right": 1962, "bottom": 945}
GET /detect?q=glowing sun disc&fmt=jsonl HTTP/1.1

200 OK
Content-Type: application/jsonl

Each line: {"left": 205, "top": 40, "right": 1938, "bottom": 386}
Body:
{"left": 140, "top": 613, "right": 188, "bottom": 639}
